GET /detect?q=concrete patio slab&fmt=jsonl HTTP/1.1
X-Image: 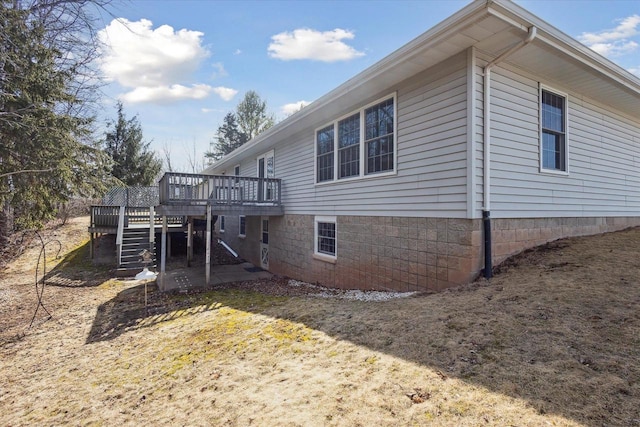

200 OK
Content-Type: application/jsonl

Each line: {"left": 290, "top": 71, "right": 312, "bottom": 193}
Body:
{"left": 162, "top": 262, "right": 272, "bottom": 292}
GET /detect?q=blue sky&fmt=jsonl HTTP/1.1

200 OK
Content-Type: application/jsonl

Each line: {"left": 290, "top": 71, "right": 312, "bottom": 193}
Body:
{"left": 95, "top": 1, "right": 640, "bottom": 171}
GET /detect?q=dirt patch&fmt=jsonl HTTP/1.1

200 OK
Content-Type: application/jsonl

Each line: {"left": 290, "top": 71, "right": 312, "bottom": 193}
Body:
{"left": 1, "top": 218, "right": 639, "bottom": 426}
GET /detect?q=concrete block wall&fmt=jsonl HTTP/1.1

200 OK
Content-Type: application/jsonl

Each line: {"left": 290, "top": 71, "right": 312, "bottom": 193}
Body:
{"left": 217, "top": 214, "right": 261, "bottom": 267}
{"left": 215, "top": 213, "right": 640, "bottom": 293}
{"left": 491, "top": 217, "right": 640, "bottom": 266}
{"left": 269, "top": 214, "right": 483, "bottom": 292}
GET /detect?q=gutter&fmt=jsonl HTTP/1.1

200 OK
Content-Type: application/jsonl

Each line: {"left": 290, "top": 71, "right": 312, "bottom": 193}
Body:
{"left": 482, "top": 25, "right": 537, "bottom": 279}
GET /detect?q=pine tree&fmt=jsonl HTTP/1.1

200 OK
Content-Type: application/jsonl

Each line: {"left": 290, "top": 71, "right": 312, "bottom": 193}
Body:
{"left": 206, "top": 113, "right": 248, "bottom": 161}
{"left": 103, "top": 102, "right": 162, "bottom": 187}
{"left": 0, "top": 2, "right": 112, "bottom": 231}
{"left": 205, "top": 91, "right": 274, "bottom": 162}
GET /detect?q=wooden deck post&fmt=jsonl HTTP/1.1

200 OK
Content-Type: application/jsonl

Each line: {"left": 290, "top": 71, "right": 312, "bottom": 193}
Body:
{"left": 206, "top": 205, "right": 211, "bottom": 286}
{"left": 187, "top": 216, "right": 193, "bottom": 267}
{"left": 167, "top": 232, "right": 172, "bottom": 259}
{"left": 160, "top": 215, "right": 167, "bottom": 290}
{"left": 89, "top": 232, "right": 94, "bottom": 259}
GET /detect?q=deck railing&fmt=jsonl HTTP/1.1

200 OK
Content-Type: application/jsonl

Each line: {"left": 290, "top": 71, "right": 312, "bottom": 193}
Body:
{"left": 90, "top": 205, "right": 184, "bottom": 229}
{"left": 90, "top": 205, "right": 121, "bottom": 228}
{"left": 158, "top": 172, "right": 282, "bottom": 206}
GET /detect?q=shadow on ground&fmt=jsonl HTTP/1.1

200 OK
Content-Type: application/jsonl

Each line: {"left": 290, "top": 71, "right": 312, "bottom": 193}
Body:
{"left": 43, "top": 241, "right": 111, "bottom": 288}
{"left": 84, "top": 230, "right": 640, "bottom": 427}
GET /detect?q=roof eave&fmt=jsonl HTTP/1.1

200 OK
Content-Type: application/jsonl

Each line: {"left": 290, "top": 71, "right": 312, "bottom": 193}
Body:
{"left": 488, "top": 0, "right": 640, "bottom": 94}
{"left": 206, "top": 0, "right": 492, "bottom": 173}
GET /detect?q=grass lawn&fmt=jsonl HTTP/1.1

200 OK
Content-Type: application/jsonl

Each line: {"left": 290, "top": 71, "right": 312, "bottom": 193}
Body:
{"left": 0, "top": 217, "right": 638, "bottom": 426}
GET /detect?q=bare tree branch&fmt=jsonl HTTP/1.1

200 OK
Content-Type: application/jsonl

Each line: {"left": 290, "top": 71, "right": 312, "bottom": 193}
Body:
{"left": 0, "top": 168, "right": 56, "bottom": 179}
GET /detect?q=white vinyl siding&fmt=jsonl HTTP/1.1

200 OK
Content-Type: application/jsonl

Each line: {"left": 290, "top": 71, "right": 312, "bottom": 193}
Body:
{"left": 485, "top": 63, "right": 640, "bottom": 218}
{"left": 272, "top": 52, "right": 469, "bottom": 218}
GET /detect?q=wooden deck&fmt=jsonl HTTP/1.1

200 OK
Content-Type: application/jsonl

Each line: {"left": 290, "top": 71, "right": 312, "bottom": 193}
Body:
{"left": 88, "top": 206, "right": 185, "bottom": 234}
{"left": 156, "top": 172, "right": 284, "bottom": 216}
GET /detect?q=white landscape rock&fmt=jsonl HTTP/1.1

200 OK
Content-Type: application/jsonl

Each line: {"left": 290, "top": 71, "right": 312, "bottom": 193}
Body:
{"left": 287, "top": 279, "right": 418, "bottom": 301}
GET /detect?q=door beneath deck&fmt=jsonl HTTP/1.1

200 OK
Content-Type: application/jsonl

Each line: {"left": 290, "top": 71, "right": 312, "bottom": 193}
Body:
{"left": 260, "top": 216, "right": 269, "bottom": 270}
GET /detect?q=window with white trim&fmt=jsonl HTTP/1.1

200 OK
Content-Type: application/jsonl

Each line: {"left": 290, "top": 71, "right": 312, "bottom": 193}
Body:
{"left": 315, "top": 94, "right": 396, "bottom": 183}
{"left": 338, "top": 113, "right": 360, "bottom": 178}
{"left": 540, "top": 88, "right": 567, "bottom": 172}
{"left": 239, "top": 215, "right": 246, "bottom": 237}
{"left": 365, "top": 98, "right": 395, "bottom": 174}
{"left": 316, "top": 125, "right": 334, "bottom": 182}
{"left": 220, "top": 215, "right": 225, "bottom": 233}
{"left": 314, "top": 216, "right": 336, "bottom": 258}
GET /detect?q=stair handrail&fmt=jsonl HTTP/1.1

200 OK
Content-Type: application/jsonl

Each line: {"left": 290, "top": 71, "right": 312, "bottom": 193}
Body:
{"left": 116, "top": 205, "right": 125, "bottom": 265}
{"left": 149, "top": 206, "right": 155, "bottom": 259}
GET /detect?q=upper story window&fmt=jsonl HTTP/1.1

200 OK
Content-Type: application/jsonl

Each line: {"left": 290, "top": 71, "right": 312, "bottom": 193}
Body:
{"left": 316, "top": 125, "right": 334, "bottom": 182}
{"left": 365, "top": 98, "right": 395, "bottom": 174}
{"left": 315, "top": 94, "right": 396, "bottom": 184}
{"left": 338, "top": 113, "right": 360, "bottom": 178}
{"left": 540, "top": 87, "right": 567, "bottom": 173}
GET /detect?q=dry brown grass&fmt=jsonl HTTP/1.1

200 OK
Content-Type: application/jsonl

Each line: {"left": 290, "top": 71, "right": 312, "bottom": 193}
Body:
{"left": 0, "top": 217, "right": 638, "bottom": 426}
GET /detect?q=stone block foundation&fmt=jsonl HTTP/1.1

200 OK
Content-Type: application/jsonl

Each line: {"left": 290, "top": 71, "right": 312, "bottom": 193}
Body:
{"left": 218, "top": 214, "right": 640, "bottom": 292}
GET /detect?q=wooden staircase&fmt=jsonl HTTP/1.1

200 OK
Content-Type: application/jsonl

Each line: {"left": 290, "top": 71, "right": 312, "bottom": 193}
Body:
{"left": 117, "top": 227, "right": 156, "bottom": 276}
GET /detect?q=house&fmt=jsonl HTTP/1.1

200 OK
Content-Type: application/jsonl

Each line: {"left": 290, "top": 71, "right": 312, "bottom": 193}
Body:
{"left": 142, "top": 0, "right": 640, "bottom": 292}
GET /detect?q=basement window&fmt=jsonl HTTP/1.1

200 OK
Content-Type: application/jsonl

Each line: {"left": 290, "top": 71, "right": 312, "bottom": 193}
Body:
{"left": 314, "top": 216, "right": 336, "bottom": 261}
{"left": 220, "top": 215, "right": 225, "bottom": 233}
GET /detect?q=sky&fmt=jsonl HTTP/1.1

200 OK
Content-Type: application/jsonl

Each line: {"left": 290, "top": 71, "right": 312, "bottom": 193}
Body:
{"left": 94, "top": 0, "right": 640, "bottom": 172}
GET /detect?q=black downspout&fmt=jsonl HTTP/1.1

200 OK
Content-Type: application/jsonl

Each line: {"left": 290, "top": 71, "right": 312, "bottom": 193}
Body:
{"left": 483, "top": 210, "right": 492, "bottom": 279}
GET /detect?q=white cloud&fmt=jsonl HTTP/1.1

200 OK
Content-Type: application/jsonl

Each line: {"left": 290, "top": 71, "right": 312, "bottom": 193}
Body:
{"left": 98, "top": 18, "right": 238, "bottom": 104}
{"left": 212, "top": 86, "right": 238, "bottom": 101}
{"left": 588, "top": 40, "right": 638, "bottom": 57}
{"left": 120, "top": 84, "right": 212, "bottom": 104}
{"left": 281, "top": 100, "right": 311, "bottom": 116}
{"left": 234, "top": 49, "right": 242, "bottom": 55}
{"left": 629, "top": 67, "right": 640, "bottom": 77}
{"left": 578, "top": 15, "right": 640, "bottom": 58}
{"left": 211, "top": 62, "right": 228, "bottom": 79}
{"left": 99, "top": 18, "right": 209, "bottom": 87}
{"left": 268, "top": 28, "right": 365, "bottom": 62}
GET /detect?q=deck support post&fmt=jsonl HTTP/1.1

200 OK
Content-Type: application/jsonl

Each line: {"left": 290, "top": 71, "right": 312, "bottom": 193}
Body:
{"left": 206, "top": 205, "right": 212, "bottom": 286}
{"left": 187, "top": 217, "right": 193, "bottom": 267}
{"left": 160, "top": 215, "right": 167, "bottom": 290}
{"left": 89, "top": 232, "right": 94, "bottom": 259}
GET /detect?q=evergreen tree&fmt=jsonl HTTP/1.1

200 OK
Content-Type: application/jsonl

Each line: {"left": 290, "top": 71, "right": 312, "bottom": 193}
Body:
{"left": 0, "top": 2, "right": 112, "bottom": 230}
{"left": 236, "top": 90, "right": 275, "bottom": 140}
{"left": 103, "top": 102, "right": 162, "bottom": 187}
{"left": 205, "top": 91, "right": 274, "bottom": 162}
{"left": 206, "top": 113, "right": 248, "bottom": 161}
